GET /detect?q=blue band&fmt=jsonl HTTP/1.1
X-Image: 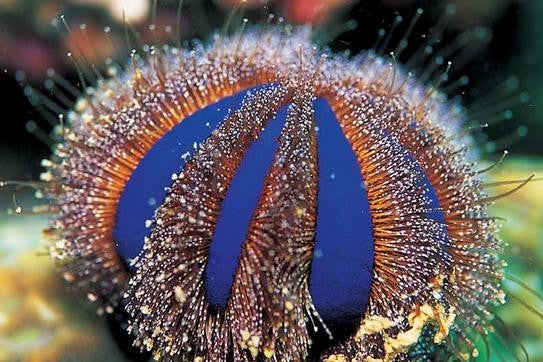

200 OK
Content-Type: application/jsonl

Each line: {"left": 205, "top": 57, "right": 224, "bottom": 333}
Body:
{"left": 204, "top": 103, "right": 289, "bottom": 307}
{"left": 309, "top": 99, "right": 374, "bottom": 329}
{"left": 114, "top": 87, "right": 263, "bottom": 266}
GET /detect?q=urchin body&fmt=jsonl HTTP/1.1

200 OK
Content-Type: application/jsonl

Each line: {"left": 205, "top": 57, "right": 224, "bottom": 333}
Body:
{"left": 43, "top": 28, "right": 503, "bottom": 361}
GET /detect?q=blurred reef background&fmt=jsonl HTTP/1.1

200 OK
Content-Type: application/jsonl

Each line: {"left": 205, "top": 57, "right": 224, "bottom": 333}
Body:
{"left": 0, "top": 0, "right": 541, "bottom": 361}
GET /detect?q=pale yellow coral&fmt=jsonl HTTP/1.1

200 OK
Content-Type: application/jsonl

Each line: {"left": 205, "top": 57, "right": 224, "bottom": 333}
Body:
{"left": 325, "top": 354, "right": 347, "bottom": 362}
{"left": 357, "top": 303, "right": 456, "bottom": 362}
{"left": 355, "top": 315, "right": 401, "bottom": 339}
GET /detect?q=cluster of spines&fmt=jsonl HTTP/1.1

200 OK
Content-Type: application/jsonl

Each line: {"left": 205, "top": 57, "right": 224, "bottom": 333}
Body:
{"left": 41, "top": 27, "right": 505, "bottom": 361}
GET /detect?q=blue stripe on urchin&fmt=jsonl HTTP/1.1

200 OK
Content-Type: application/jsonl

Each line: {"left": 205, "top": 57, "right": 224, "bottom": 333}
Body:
{"left": 409, "top": 153, "right": 450, "bottom": 254}
{"left": 114, "top": 86, "right": 265, "bottom": 265}
{"left": 205, "top": 102, "right": 289, "bottom": 308}
{"left": 309, "top": 98, "right": 374, "bottom": 329}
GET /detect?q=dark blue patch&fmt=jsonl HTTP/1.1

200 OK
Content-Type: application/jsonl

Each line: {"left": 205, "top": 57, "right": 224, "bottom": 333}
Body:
{"left": 204, "top": 104, "right": 289, "bottom": 308}
{"left": 404, "top": 152, "right": 450, "bottom": 253}
{"left": 403, "top": 123, "right": 446, "bottom": 224}
{"left": 309, "top": 99, "right": 374, "bottom": 330}
{"left": 416, "top": 158, "right": 446, "bottom": 224}
{"left": 386, "top": 127, "right": 448, "bottom": 249}
{"left": 114, "top": 86, "right": 265, "bottom": 268}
